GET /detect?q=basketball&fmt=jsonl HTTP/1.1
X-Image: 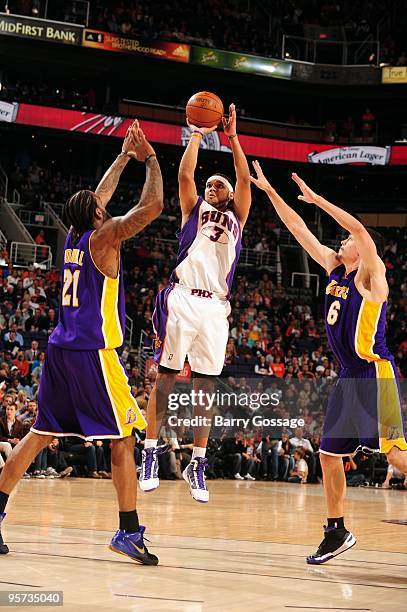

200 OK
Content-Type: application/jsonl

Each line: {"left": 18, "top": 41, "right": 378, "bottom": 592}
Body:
{"left": 186, "top": 91, "right": 224, "bottom": 128}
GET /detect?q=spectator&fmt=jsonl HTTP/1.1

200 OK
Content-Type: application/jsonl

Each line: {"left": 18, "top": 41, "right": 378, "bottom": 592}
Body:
{"left": 0, "top": 403, "right": 25, "bottom": 448}
{"left": 277, "top": 431, "right": 295, "bottom": 481}
{"left": 361, "top": 108, "right": 375, "bottom": 138}
{"left": 288, "top": 448, "right": 308, "bottom": 483}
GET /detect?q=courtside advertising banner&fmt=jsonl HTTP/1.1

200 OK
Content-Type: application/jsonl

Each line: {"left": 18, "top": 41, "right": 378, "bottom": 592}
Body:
{"left": 308, "top": 146, "right": 391, "bottom": 165}
{"left": 0, "top": 12, "right": 82, "bottom": 45}
{"left": 382, "top": 66, "right": 407, "bottom": 84}
{"left": 10, "top": 102, "right": 407, "bottom": 165}
{"left": 190, "top": 46, "right": 292, "bottom": 79}
{"left": 82, "top": 29, "right": 190, "bottom": 63}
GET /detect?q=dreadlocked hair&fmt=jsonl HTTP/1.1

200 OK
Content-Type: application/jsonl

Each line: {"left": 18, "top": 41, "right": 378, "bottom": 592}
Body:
{"left": 64, "top": 190, "right": 98, "bottom": 243}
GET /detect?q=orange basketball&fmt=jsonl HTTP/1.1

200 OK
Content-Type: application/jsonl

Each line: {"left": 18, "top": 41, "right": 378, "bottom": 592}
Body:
{"left": 186, "top": 91, "right": 224, "bottom": 128}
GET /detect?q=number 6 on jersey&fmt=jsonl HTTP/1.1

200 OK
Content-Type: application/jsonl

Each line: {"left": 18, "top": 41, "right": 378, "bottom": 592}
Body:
{"left": 327, "top": 299, "right": 341, "bottom": 325}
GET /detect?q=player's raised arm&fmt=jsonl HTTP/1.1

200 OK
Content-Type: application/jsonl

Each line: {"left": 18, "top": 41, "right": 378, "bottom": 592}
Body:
{"left": 222, "top": 104, "right": 251, "bottom": 227}
{"left": 291, "top": 173, "right": 384, "bottom": 277}
{"left": 250, "top": 161, "right": 337, "bottom": 274}
{"left": 93, "top": 126, "right": 163, "bottom": 247}
{"left": 178, "top": 122, "right": 217, "bottom": 223}
{"left": 95, "top": 120, "right": 140, "bottom": 210}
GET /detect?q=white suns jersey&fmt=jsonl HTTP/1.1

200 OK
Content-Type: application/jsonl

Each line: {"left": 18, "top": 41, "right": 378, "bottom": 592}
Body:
{"left": 170, "top": 197, "right": 242, "bottom": 297}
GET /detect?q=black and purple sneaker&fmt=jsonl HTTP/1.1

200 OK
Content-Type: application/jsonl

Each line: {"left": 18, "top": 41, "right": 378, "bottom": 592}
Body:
{"left": 182, "top": 457, "right": 209, "bottom": 503}
{"left": 110, "top": 525, "right": 158, "bottom": 565}
{"left": 139, "top": 445, "right": 169, "bottom": 492}
{"left": 0, "top": 512, "right": 9, "bottom": 555}
{"left": 307, "top": 525, "right": 356, "bottom": 564}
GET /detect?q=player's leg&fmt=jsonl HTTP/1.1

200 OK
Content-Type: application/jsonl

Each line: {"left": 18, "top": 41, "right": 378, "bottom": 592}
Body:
{"left": 386, "top": 447, "right": 407, "bottom": 488}
{"left": 181, "top": 373, "right": 215, "bottom": 503}
{"left": 321, "top": 453, "right": 347, "bottom": 517}
{"left": 0, "top": 432, "right": 53, "bottom": 554}
{"left": 109, "top": 436, "right": 158, "bottom": 565}
{"left": 183, "top": 298, "right": 229, "bottom": 503}
{"left": 140, "top": 368, "right": 178, "bottom": 492}
{"left": 376, "top": 360, "right": 407, "bottom": 480}
{"left": 307, "top": 376, "right": 357, "bottom": 564}
{"left": 141, "top": 286, "right": 195, "bottom": 492}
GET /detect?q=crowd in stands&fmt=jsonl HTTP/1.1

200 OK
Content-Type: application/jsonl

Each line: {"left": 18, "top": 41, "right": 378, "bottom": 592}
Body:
{"left": 0, "top": 195, "right": 405, "bottom": 485}
{"left": 5, "top": 0, "right": 406, "bottom": 64}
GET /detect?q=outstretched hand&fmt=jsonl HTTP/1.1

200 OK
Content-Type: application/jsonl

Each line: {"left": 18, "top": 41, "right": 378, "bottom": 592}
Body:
{"left": 249, "top": 160, "right": 273, "bottom": 193}
{"left": 291, "top": 173, "right": 320, "bottom": 204}
{"left": 122, "top": 119, "right": 156, "bottom": 162}
{"left": 186, "top": 119, "right": 218, "bottom": 135}
{"left": 222, "top": 103, "right": 237, "bottom": 136}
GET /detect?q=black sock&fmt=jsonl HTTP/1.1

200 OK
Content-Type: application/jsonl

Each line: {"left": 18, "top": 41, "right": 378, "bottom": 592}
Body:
{"left": 119, "top": 510, "right": 139, "bottom": 532}
{"left": 327, "top": 517, "right": 344, "bottom": 530}
{"left": 0, "top": 492, "right": 9, "bottom": 515}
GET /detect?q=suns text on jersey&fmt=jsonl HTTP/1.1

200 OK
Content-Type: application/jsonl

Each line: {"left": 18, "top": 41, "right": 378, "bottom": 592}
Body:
{"left": 201, "top": 210, "right": 239, "bottom": 239}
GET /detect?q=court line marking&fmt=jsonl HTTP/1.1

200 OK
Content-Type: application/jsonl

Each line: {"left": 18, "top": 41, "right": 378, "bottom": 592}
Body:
{"left": 9, "top": 522, "right": 407, "bottom": 557}
{"left": 8, "top": 524, "right": 407, "bottom": 557}
{"left": 0, "top": 580, "right": 42, "bottom": 588}
{"left": 7, "top": 541, "right": 407, "bottom": 568}
{"left": 9, "top": 550, "right": 407, "bottom": 591}
{"left": 114, "top": 594, "right": 204, "bottom": 603}
{"left": 285, "top": 607, "right": 371, "bottom": 611}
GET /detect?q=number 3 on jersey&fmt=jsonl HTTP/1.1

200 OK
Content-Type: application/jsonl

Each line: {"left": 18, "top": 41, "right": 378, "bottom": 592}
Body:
{"left": 327, "top": 299, "right": 341, "bottom": 325}
{"left": 62, "top": 269, "right": 80, "bottom": 307}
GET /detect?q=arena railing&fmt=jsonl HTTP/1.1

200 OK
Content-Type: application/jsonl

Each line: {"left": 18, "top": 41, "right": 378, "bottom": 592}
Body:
{"left": 0, "top": 166, "right": 8, "bottom": 202}
{"left": 282, "top": 34, "right": 380, "bottom": 66}
{"left": 291, "top": 271, "right": 320, "bottom": 296}
{"left": 10, "top": 242, "right": 52, "bottom": 270}
{"left": 15, "top": 208, "right": 56, "bottom": 229}
{"left": 138, "top": 329, "right": 154, "bottom": 373}
{"left": 0, "top": 229, "right": 7, "bottom": 251}
{"left": 125, "top": 314, "right": 134, "bottom": 347}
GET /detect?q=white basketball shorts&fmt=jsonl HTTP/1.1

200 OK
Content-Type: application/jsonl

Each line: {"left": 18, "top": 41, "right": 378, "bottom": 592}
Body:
{"left": 152, "top": 284, "right": 231, "bottom": 375}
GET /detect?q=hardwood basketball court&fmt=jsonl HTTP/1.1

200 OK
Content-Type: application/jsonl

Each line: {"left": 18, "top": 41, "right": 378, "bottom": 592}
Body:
{"left": 1, "top": 479, "right": 406, "bottom": 611}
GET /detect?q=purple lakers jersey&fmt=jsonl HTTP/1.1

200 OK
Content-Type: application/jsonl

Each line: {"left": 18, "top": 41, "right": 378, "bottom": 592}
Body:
{"left": 50, "top": 229, "right": 125, "bottom": 350}
{"left": 325, "top": 265, "right": 393, "bottom": 369}
{"left": 170, "top": 196, "right": 242, "bottom": 297}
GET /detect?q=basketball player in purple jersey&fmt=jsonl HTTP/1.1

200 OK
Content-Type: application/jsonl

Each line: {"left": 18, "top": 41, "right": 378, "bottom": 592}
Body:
{"left": 250, "top": 161, "right": 407, "bottom": 563}
{"left": 139, "top": 104, "right": 252, "bottom": 502}
{"left": 0, "top": 122, "right": 164, "bottom": 565}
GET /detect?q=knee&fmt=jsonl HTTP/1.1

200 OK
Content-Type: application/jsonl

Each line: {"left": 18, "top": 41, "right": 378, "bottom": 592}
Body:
{"left": 111, "top": 436, "right": 134, "bottom": 454}
{"left": 156, "top": 371, "right": 177, "bottom": 393}
{"left": 320, "top": 452, "right": 343, "bottom": 470}
{"left": 386, "top": 446, "right": 403, "bottom": 466}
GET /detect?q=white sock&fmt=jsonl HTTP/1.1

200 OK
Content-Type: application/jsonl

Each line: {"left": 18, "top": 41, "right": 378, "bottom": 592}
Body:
{"left": 192, "top": 446, "right": 206, "bottom": 459}
{"left": 144, "top": 439, "right": 158, "bottom": 449}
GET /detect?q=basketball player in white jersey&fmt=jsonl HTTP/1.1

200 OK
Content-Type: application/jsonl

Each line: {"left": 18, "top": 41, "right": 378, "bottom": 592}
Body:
{"left": 139, "top": 104, "right": 252, "bottom": 502}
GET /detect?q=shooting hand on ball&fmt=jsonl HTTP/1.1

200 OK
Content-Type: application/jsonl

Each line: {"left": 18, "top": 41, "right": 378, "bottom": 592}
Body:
{"left": 222, "top": 103, "right": 237, "bottom": 136}
{"left": 186, "top": 119, "right": 218, "bottom": 135}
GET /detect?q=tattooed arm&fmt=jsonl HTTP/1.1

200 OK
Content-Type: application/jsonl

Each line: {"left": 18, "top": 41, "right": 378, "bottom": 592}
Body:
{"left": 91, "top": 125, "right": 164, "bottom": 276}
{"left": 95, "top": 121, "right": 139, "bottom": 210}
{"left": 108, "top": 155, "right": 163, "bottom": 242}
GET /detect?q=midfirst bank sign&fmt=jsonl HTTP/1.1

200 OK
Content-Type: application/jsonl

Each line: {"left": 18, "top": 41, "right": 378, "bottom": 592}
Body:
{"left": 0, "top": 13, "right": 82, "bottom": 45}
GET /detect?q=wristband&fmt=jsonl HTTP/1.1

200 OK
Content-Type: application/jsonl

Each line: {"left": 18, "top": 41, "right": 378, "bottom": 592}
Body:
{"left": 145, "top": 154, "right": 157, "bottom": 162}
{"left": 191, "top": 130, "right": 203, "bottom": 139}
{"left": 228, "top": 134, "right": 237, "bottom": 140}
{"left": 119, "top": 151, "right": 131, "bottom": 158}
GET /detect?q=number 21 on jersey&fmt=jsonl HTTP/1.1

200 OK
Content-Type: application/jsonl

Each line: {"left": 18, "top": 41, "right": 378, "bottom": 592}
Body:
{"left": 327, "top": 299, "right": 341, "bottom": 325}
{"left": 62, "top": 269, "right": 80, "bottom": 307}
